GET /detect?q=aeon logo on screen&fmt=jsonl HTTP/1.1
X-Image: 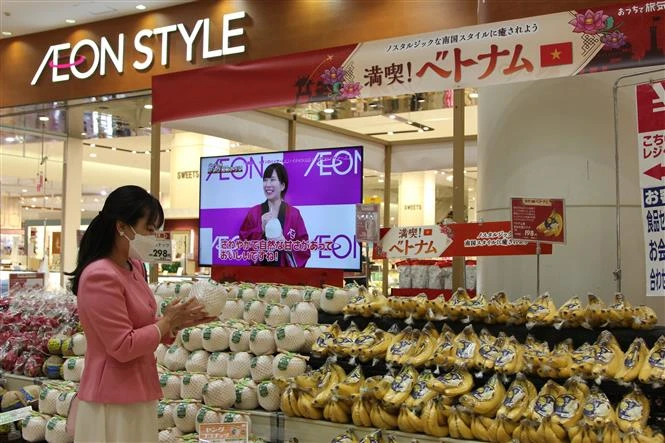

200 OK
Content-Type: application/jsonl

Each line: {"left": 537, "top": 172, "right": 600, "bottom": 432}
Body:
{"left": 304, "top": 149, "right": 362, "bottom": 177}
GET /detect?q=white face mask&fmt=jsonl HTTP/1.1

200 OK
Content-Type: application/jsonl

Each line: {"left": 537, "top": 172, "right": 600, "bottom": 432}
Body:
{"left": 121, "top": 226, "right": 159, "bottom": 262}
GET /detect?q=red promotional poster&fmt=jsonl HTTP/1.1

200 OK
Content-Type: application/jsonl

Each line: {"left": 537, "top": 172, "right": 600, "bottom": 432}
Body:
{"left": 511, "top": 198, "right": 566, "bottom": 243}
{"left": 8, "top": 273, "right": 45, "bottom": 294}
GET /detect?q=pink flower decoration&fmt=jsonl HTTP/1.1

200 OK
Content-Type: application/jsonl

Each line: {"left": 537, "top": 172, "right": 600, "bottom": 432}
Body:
{"left": 339, "top": 82, "right": 361, "bottom": 99}
{"left": 569, "top": 9, "right": 608, "bottom": 34}
{"left": 601, "top": 31, "right": 626, "bottom": 49}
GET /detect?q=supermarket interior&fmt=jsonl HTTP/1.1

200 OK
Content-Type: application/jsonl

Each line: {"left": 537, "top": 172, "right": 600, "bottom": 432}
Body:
{"left": 0, "top": 0, "right": 664, "bottom": 442}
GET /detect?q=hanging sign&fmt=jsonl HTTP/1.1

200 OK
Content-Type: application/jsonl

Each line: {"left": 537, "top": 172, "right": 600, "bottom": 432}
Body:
{"left": 199, "top": 422, "right": 248, "bottom": 443}
{"left": 511, "top": 198, "right": 566, "bottom": 243}
{"left": 381, "top": 225, "right": 452, "bottom": 259}
{"left": 636, "top": 80, "right": 665, "bottom": 296}
{"left": 356, "top": 203, "right": 380, "bottom": 243}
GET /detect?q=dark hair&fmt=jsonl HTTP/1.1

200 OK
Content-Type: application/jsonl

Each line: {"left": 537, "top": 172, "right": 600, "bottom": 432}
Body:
{"left": 263, "top": 163, "right": 288, "bottom": 198}
{"left": 66, "top": 185, "right": 164, "bottom": 294}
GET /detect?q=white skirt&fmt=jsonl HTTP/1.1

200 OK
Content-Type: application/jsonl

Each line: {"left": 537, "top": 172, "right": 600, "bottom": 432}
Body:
{"left": 74, "top": 399, "right": 158, "bottom": 443}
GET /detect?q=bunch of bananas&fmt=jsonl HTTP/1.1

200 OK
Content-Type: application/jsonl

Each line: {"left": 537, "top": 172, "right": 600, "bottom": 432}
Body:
{"left": 342, "top": 290, "right": 389, "bottom": 318}
{"left": 638, "top": 335, "right": 665, "bottom": 384}
{"left": 385, "top": 324, "right": 439, "bottom": 367}
{"left": 316, "top": 323, "right": 395, "bottom": 364}
{"left": 330, "top": 428, "right": 398, "bottom": 443}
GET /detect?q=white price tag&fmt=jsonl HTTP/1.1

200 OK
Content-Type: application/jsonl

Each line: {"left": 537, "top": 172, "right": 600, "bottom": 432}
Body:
{"left": 148, "top": 233, "right": 174, "bottom": 264}
{"left": 0, "top": 406, "right": 32, "bottom": 426}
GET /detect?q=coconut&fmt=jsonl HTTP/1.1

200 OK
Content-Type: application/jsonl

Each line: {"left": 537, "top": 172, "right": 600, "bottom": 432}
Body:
{"left": 303, "top": 288, "right": 322, "bottom": 309}
{"left": 243, "top": 300, "right": 266, "bottom": 324}
{"left": 173, "top": 401, "right": 202, "bottom": 434}
{"left": 207, "top": 352, "right": 230, "bottom": 378}
{"left": 202, "top": 325, "right": 230, "bottom": 352}
{"left": 56, "top": 391, "right": 76, "bottom": 417}
{"left": 189, "top": 280, "right": 227, "bottom": 317}
{"left": 180, "top": 327, "right": 204, "bottom": 352}
{"left": 160, "top": 372, "right": 183, "bottom": 400}
{"left": 301, "top": 325, "right": 322, "bottom": 353}
{"left": 250, "top": 355, "right": 274, "bottom": 382}
{"left": 221, "top": 411, "right": 251, "bottom": 425}
{"left": 274, "top": 324, "right": 306, "bottom": 352}
{"left": 227, "top": 352, "right": 252, "bottom": 380}
{"left": 164, "top": 345, "right": 190, "bottom": 371}
{"left": 71, "top": 333, "right": 87, "bottom": 356}
{"left": 221, "top": 299, "right": 245, "bottom": 320}
{"left": 157, "top": 402, "right": 175, "bottom": 431}
{"left": 265, "top": 304, "right": 291, "bottom": 327}
{"left": 62, "top": 357, "right": 84, "bottom": 382}
{"left": 38, "top": 385, "right": 58, "bottom": 415}
{"left": 21, "top": 413, "right": 48, "bottom": 442}
{"left": 45, "top": 416, "right": 72, "bottom": 443}
{"left": 272, "top": 353, "right": 307, "bottom": 379}
{"left": 180, "top": 373, "right": 208, "bottom": 401}
{"left": 196, "top": 406, "right": 222, "bottom": 433}
{"left": 156, "top": 344, "right": 169, "bottom": 366}
{"left": 155, "top": 281, "right": 193, "bottom": 299}
{"left": 229, "top": 327, "right": 251, "bottom": 352}
{"left": 280, "top": 287, "right": 303, "bottom": 308}
{"left": 257, "top": 380, "right": 282, "bottom": 412}
{"left": 185, "top": 350, "right": 210, "bottom": 374}
{"left": 238, "top": 286, "right": 258, "bottom": 303}
{"left": 202, "top": 377, "right": 235, "bottom": 408}
{"left": 42, "top": 355, "right": 64, "bottom": 379}
{"left": 257, "top": 285, "right": 280, "bottom": 303}
{"left": 290, "top": 302, "right": 318, "bottom": 325}
{"left": 158, "top": 428, "right": 183, "bottom": 443}
{"left": 249, "top": 326, "right": 276, "bottom": 356}
{"left": 320, "top": 287, "right": 350, "bottom": 314}
{"left": 234, "top": 379, "right": 258, "bottom": 410}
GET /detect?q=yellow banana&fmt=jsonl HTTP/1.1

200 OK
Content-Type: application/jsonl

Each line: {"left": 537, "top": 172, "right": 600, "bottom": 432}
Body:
{"left": 616, "top": 388, "right": 650, "bottom": 433}
{"left": 460, "top": 373, "right": 505, "bottom": 416}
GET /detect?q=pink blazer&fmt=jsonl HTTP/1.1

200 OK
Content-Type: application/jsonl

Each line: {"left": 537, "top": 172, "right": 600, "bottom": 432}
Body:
{"left": 76, "top": 258, "right": 168, "bottom": 404}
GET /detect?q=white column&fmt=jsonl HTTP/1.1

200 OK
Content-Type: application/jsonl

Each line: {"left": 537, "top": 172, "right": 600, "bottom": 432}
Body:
{"left": 476, "top": 68, "right": 663, "bottom": 317}
{"left": 398, "top": 171, "right": 437, "bottom": 226}
{"left": 60, "top": 137, "right": 82, "bottom": 286}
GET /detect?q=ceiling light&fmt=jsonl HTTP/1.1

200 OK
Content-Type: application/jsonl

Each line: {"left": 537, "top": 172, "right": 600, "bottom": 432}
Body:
{"left": 136, "top": 4, "right": 147, "bottom": 10}
{"left": 407, "top": 120, "right": 413, "bottom": 125}
{"left": 323, "top": 108, "right": 335, "bottom": 114}
{"left": 94, "top": 198, "right": 99, "bottom": 202}
{"left": 44, "top": 196, "right": 49, "bottom": 200}
{"left": 439, "top": 171, "right": 446, "bottom": 175}
{"left": 469, "top": 92, "right": 479, "bottom": 99}
{"left": 388, "top": 114, "right": 396, "bottom": 119}
{"left": 65, "top": 19, "right": 76, "bottom": 24}
{"left": 5, "top": 137, "right": 15, "bottom": 142}
{"left": 423, "top": 127, "right": 430, "bottom": 131}
{"left": 111, "top": 147, "right": 117, "bottom": 151}
{"left": 418, "top": 98, "right": 426, "bottom": 103}
{"left": 350, "top": 107, "right": 357, "bottom": 111}
{"left": 90, "top": 143, "right": 96, "bottom": 147}
{"left": 100, "top": 190, "right": 107, "bottom": 196}
{"left": 1, "top": 31, "right": 12, "bottom": 37}
{"left": 387, "top": 131, "right": 394, "bottom": 135}
{"left": 81, "top": 208, "right": 85, "bottom": 212}
{"left": 378, "top": 179, "right": 384, "bottom": 183}
{"left": 369, "top": 103, "right": 378, "bottom": 108}
{"left": 31, "top": 205, "right": 36, "bottom": 208}
{"left": 418, "top": 129, "right": 424, "bottom": 133}
{"left": 144, "top": 104, "right": 153, "bottom": 110}
{"left": 144, "top": 151, "right": 150, "bottom": 155}
{"left": 31, "top": 197, "right": 36, "bottom": 202}
{"left": 39, "top": 116, "right": 49, "bottom": 121}
{"left": 21, "top": 189, "right": 27, "bottom": 193}
{"left": 89, "top": 153, "right": 97, "bottom": 158}
{"left": 446, "top": 176, "right": 453, "bottom": 182}
{"left": 468, "top": 187, "right": 474, "bottom": 191}
{"left": 131, "top": 150, "right": 137, "bottom": 154}
{"left": 80, "top": 132, "right": 86, "bottom": 136}
{"left": 166, "top": 149, "right": 171, "bottom": 152}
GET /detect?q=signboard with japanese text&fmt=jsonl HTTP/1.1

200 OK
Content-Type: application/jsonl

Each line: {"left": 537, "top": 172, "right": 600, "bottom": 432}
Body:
{"left": 511, "top": 198, "right": 566, "bottom": 243}
{"left": 199, "top": 422, "right": 248, "bottom": 443}
{"left": 154, "top": 1, "right": 665, "bottom": 122}
{"left": 356, "top": 204, "right": 380, "bottom": 243}
{"left": 8, "top": 273, "right": 44, "bottom": 294}
{"left": 636, "top": 80, "right": 665, "bottom": 296}
{"left": 380, "top": 222, "right": 552, "bottom": 259}
{"left": 147, "top": 232, "right": 174, "bottom": 264}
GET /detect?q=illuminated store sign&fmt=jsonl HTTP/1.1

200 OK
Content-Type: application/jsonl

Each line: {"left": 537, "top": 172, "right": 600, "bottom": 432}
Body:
{"left": 31, "top": 11, "right": 246, "bottom": 86}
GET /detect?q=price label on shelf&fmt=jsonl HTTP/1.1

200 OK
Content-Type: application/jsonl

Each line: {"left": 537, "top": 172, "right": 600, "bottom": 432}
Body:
{"left": 147, "top": 232, "right": 174, "bottom": 264}
{"left": 0, "top": 406, "right": 32, "bottom": 426}
{"left": 199, "top": 422, "right": 248, "bottom": 443}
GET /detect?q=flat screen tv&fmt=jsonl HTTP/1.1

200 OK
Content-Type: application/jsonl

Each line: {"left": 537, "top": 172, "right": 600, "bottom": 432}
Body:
{"left": 199, "top": 146, "right": 363, "bottom": 270}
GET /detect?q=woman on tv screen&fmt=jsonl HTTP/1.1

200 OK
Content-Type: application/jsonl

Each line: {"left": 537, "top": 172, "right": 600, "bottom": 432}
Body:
{"left": 239, "top": 162, "right": 310, "bottom": 267}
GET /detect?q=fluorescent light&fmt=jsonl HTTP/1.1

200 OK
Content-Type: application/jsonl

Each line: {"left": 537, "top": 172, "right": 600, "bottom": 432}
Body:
{"left": 89, "top": 153, "right": 97, "bottom": 158}
{"left": 136, "top": 4, "right": 147, "bottom": 10}
{"left": 39, "top": 116, "right": 49, "bottom": 121}
{"left": 1, "top": 31, "right": 12, "bottom": 36}
{"left": 21, "top": 189, "right": 27, "bottom": 193}
{"left": 65, "top": 19, "right": 76, "bottom": 24}
{"left": 418, "top": 98, "right": 426, "bottom": 103}
{"left": 111, "top": 147, "right": 117, "bottom": 151}
{"left": 387, "top": 131, "right": 394, "bottom": 135}
{"left": 90, "top": 143, "right": 96, "bottom": 147}
{"left": 423, "top": 127, "right": 430, "bottom": 131}
{"left": 31, "top": 197, "right": 36, "bottom": 202}
{"left": 469, "top": 92, "right": 479, "bottom": 99}
{"left": 144, "top": 104, "right": 153, "bottom": 110}
{"left": 406, "top": 120, "right": 413, "bottom": 125}
{"left": 323, "top": 108, "right": 335, "bottom": 114}
{"left": 31, "top": 205, "right": 36, "bottom": 208}
{"left": 80, "top": 132, "right": 86, "bottom": 136}
{"left": 446, "top": 175, "right": 453, "bottom": 182}
{"left": 378, "top": 179, "right": 384, "bottom": 183}
{"left": 144, "top": 151, "right": 150, "bottom": 155}
{"left": 5, "top": 137, "right": 15, "bottom": 142}
{"left": 131, "top": 150, "right": 137, "bottom": 154}
{"left": 418, "top": 129, "right": 424, "bottom": 133}
{"left": 81, "top": 208, "right": 85, "bottom": 212}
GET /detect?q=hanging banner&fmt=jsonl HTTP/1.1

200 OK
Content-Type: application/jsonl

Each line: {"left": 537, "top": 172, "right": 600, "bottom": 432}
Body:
{"left": 511, "top": 198, "right": 566, "bottom": 243}
{"left": 154, "top": 1, "right": 665, "bottom": 122}
{"left": 636, "top": 80, "right": 665, "bottom": 297}
{"left": 379, "top": 221, "right": 553, "bottom": 259}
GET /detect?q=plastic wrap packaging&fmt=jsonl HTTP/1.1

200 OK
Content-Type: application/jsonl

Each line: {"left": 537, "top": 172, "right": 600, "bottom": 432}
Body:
{"left": 410, "top": 264, "right": 429, "bottom": 289}
{"left": 427, "top": 264, "right": 445, "bottom": 290}
{"left": 398, "top": 265, "right": 412, "bottom": 289}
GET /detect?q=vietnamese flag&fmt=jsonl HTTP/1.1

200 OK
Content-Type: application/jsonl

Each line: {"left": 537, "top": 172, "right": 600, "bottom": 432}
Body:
{"left": 540, "top": 42, "right": 573, "bottom": 67}
{"left": 423, "top": 228, "right": 432, "bottom": 236}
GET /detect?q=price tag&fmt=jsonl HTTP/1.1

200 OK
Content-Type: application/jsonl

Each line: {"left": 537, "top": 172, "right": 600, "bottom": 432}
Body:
{"left": 0, "top": 406, "right": 32, "bottom": 426}
{"left": 199, "top": 422, "right": 248, "bottom": 443}
{"left": 148, "top": 232, "right": 174, "bottom": 264}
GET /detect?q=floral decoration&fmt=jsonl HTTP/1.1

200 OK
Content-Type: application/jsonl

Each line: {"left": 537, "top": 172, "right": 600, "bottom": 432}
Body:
{"left": 569, "top": 9, "right": 627, "bottom": 50}
{"left": 320, "top": 66, "right": 361, "bottom": 100}
{"left": 600, "top": 31, "right": 627, "bottom": 50}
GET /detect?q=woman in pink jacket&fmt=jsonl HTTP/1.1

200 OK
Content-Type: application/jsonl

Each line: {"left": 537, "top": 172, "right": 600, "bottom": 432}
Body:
{"left": 67, "top": 185, "right": 211, "bottom": 442}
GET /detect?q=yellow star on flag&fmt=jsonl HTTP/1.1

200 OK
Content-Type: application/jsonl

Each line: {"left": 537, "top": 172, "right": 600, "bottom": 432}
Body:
{"left": 551, "top": 49, "right": 562, "bottom": 60}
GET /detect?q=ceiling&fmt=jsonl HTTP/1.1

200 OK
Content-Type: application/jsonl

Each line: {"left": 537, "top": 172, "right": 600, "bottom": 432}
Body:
{"left": 0, "top": 0, "right": 192, "bottom": 37}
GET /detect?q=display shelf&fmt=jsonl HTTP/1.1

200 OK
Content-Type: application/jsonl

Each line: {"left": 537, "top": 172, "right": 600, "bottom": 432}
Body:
{"left": 0, "top": 372, "right": 44, "bottom": 390}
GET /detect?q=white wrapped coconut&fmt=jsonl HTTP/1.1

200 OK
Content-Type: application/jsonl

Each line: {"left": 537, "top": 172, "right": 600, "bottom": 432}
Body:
{"left": 179, "top": 327, "right": 204, "bottom": 352}
{"left": 63, "top": 357, "right": 85, "bottom": 382}
{"left": 21, "top": 413, "right": 48, "bottom": 442}
{"left": 164, "top": 345, "right": 190, "bottom": 371}
{"left": 250, "top": 355, "right": 274, "bottom": 382}
{"left": 229, "top": 327, "right": 251, "bottom": 352}
{"left": 71, "top": 333, "right": 87, "bottom": 356}
{"left": 45, "top": 416, "right": 72, "bottom": 443}
{"left": 290, "top": 301, "right": 318, "bottom": 325}
{"left": 257, "top": 285, "right": 281, "bottom": 303}
{"left": 185, "top": 350, "right": 210, "bottom": 373}
{"left": 234, "top": 379, "right": 258, "bottom": 410}
{"left": 155, "top": 281, "right": 192, "bottom": 299}
{"left": 221, "top": 299, "right": 245, "bottom": 320}
{"left": 272, "top": 353, "right": 307, "bottom": 378}
{"left": 173, "top": 401, "right": 202, "bottom": 433}
{"left": 280, "top": 287, "right": 303, "bottom": 307}
{"left": 180, "top": 373, "right": 208, "bottom": 401}
{"left": 159, "top": 372, "right": 182, "bottom": 400}
{"left": 38, "top": 385, "right": 59, "bottom": 415}
{"left": 196, "top": 406, "right": 222, "bottom": 433}
{"left": 265, "top": 304, "right": 291, "bottom": 327}
{"left": 320, "top": 287, "right": 350, "bottom": 314}
{"left": 227, "top": 352, "right": 252, "bottom": 380}
{"left": 257, "top": 380, "right": 282, "bottom": 412}
{"left": 207, "top": 352, "right": 230, "bottom": 378}
{"left": 275, "top": 324, "right": 306, "bottom": 352}
{"left": 56, "top": 390, "right": 76, "bottom": 417}
{"left": 189, "top": 280, "right": 227, "bottom": 317}
{"left": 302, "top": 287, "right": 322, "bottom": 309}
{"left": 345, "top": 283, "right": 361, "bottom": 298}
{"left": 243, "top": 300, "right": 266, "bottom": 324}
{"left": 221, "top": 411, "right": 251, "bottom": 425}
{"left": 157, "top": 401, "right": 175, "bottom": 430}
{"left": 158, "top": 427, "right": 183, "bottom": 443}
{"left": 238, "top": 286, "right": 257, "bottom": 303}
{"left": 203, "top": 377, "right": 235, "bottom": 408}
{"left": 156, "top": 343, "right": 169, "bottom": 366}
{"left": 202, "top": 324, "right": 229, "bottom": 352}
{"left": 249, "top": 326, "right": 276, "bottom": 356}
{"left": 302, "top": 325, "right": 323, "bottom": 353}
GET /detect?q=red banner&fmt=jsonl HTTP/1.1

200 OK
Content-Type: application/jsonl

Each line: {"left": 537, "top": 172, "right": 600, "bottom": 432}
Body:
{"left": 511, "top": 198, "right": 566, "bottom": 243}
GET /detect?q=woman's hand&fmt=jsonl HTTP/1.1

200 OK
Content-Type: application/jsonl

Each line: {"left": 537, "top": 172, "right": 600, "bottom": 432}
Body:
{"left": 261, "top": 212, "right": 275, "bottom": 231}
{"left": 159, "top": 298, "right": 215, "bottom": 337}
